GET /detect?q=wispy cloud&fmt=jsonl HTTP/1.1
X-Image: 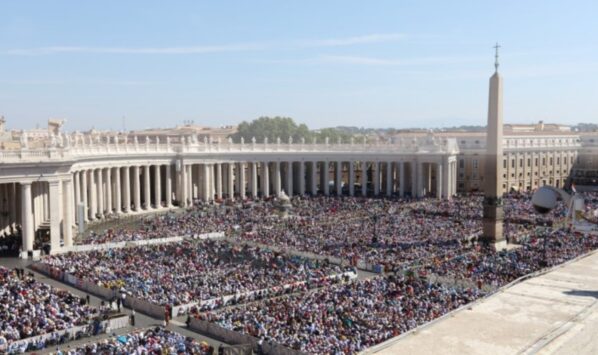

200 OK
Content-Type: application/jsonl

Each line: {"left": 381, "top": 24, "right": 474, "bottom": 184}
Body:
{"left": 3, "top": 33, "right": 408, "bottom": 55}
{"left": 319, "top": 55, "right": 404, "bottom": 66}
{"left": 299, "top": 33, "right": 407, "bottom": 47}
{"left": 4, "top": 43, "right": 267, "bottom": 55}
{"left": 287, "top": 54, "right": 485, "bottom": 66}
{"left": 0, "top": 79, "right": 157, "bottom": 86}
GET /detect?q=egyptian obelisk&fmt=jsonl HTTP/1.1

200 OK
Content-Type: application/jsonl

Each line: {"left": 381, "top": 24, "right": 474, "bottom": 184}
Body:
{"left": 482, "top": 43, "right": 506, "bottom": 248}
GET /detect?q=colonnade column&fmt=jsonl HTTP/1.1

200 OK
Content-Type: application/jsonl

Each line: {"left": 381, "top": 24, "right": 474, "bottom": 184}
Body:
{"left": 210, "top": 164, "right": 216, "bottom": 200}
{"left": 133, "top": 166, "right": 141, "bottom": 211}
{"left": 262, "top": 162, "right": 270, "bottom": 197}
{"left": 106, "top": 168, "right": 112, "bottom": 214}
{"left": 373, "top": 162, "right": 380, "bottom": 196}
{"left": 411, "top": 160, "right": 417, "bottom": 198}
{"left": 21, "top": 182, "right": 34, "bottom": 253}
{"left": 274, "top": 161, "right": 281, "bottom": 196}
{"left": 81, "top": 171, "right": 88, "bottom": 222}
{"left": 89, "top": 169, "right": 97, "bottom": 219}
{"left": 202, "top": 164, "right": 210, "bottom": 202}
{"left": 74, "top": 172, "right": 81, "bottom": 224}
{"left": 322, "top": 162, "right": 329, "bottom": 196}
{"left": 63, "top": 179, "right": 74, "bottom": 247}
{"left": 361, "top": 161, "right": 367, "bottom": 197}
{"left": 436, "top": 162, "right": 443, "bottom": 199}
{"left": 286, "top": 162, "right": 293, "bottom": 196}
{"left": 97, "top": 169, "right": 104, "bottom": 217}
{"left": 335, "top": 162, "right": 342, "bottom": 195}
{"left": 349, "top": 161, "right": 355, "bottom": 196}
{"left": 386, "top": 162, "right": 393, "bottom": 197}
{"left": 299, "top": 162, "right": 305, "bottom": 195}
{"left": 239, "top": 162, "right": 246, "bottom": 199}
{"left": 451, "top": 160, "right": 457, "bottom": 197}
{"left": 418, "top": 162, "right": 425, "bottom": 198}
{"left": 123, "top": 167, "right": 131, "bottom": 213}
{"left": 310, "top": 161, "right": 317, "bottom": 195}
{"left": 187, "top": 164, "right": 194, "bottom": 205}
{"left": 228, "top": 163, "right": 235, "bottom": 199}
{"left": 399, "top": 162, "right": 405, "bottom": 197}
{"left": 216, "top": 163, "right": 223, "bottom": 199}
{"left": 154, "top": 165, "right": 161, "bottom": 208}
{"left": 49, "top": 180, "right": 61, "bottom": 252}
{"left": 165, "top": 164, "right": 173, "bottom": 207}
{"left": 251, "top": 162, "right": 258, "bottom": 198}
{"left": 144, "top": 165, "right": 151, "bottom": 210}
{"left": 115, "top": 167, "right": 122, "bottom": 213}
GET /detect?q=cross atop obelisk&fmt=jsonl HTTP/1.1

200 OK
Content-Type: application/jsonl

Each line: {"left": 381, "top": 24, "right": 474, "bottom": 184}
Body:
{"left": 493, "top": 42, "right": 501, "bottom": 72}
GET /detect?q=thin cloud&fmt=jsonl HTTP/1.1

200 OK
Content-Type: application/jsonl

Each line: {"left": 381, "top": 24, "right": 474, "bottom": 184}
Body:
{"left": 319, "top": 55, "right": 404, "bottom": 65}
{"left": 317, "top": 54, "right": 485, "bottom": 66}
{"left": 0, "top": 79, "right": 157, "bottom": 86}
{"left": 4, "top": 33, "right": 408, "bottom": 55}
{"left": 299, "top": 33, "right": 407, "bottom": 47}
{"left": 5, "top": 43, "right": 267, "bottom": 55}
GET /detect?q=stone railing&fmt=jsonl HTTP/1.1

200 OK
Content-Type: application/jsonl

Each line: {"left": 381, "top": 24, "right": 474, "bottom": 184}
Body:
{"left": 0, "top": 138, "right": 459, "bottom": 163}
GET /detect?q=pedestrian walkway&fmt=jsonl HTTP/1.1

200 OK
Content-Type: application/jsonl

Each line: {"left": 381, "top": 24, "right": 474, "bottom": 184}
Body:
{"left": 366, "top": 250, "right": 598, "bottom": 355}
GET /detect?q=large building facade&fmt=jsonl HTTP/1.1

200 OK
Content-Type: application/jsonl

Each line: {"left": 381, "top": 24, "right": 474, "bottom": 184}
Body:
{"left": 454, "top": 124, "right": 582, "bottom": 193}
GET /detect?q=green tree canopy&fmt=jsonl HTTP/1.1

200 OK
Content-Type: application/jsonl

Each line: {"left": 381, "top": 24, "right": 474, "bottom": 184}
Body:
{"left": 229, "top": 116, "right": 359, "bottom": 144}
{"left": 230, "top": 116, "right": 310, "bottom": 143}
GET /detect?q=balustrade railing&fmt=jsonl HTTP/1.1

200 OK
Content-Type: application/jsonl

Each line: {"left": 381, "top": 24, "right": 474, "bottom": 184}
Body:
{"left": 1, "top": 137, "right": 459, "bottom": 163}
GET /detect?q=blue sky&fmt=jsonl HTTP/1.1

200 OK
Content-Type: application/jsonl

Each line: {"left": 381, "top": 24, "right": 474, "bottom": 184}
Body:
{"left": 0, "top": 1, "right": 596, "bottom": 131}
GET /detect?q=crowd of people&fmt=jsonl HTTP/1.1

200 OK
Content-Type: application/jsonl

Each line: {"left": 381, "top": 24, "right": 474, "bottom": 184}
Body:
{"left": 199, "top": 275, "right": 483, "bottom": 354}
{"left": 0, "top": 266, "right": 99, "bottom": 350}
{"left": 28, "top": 189, "right": 598, "bottom": 354}
{"left": 39, "top": 239, "right": 349, "bottom": 307}
{"left": 49, "top": 327, "right": 215, "bottom": 355}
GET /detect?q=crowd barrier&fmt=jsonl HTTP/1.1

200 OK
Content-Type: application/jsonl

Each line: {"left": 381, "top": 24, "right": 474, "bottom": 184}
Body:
{"left": 32, "top": 263, "right": 168, "bottom": 320}
{"left": 55, "top": 232, "right": 225, "bottom": 255}
{"left": 189, "top": 318, "right": 305, "bottom": 355}
{"left": 192, "top": 232, "right": 226, "bottom": 240}
{"left": 123, "top": 295, "right": 167, "bottom": 320}
{"left": 172, "top": 270, "right": 357, "bottom": 317}
{"left": 4, "top": 315, "right": 129, "bottom": 354}
{"left": 57, "top": 236, "right": 186, "bottom": 254}
{"left": 106, "top": 315, "right": 131, "bottom": 331}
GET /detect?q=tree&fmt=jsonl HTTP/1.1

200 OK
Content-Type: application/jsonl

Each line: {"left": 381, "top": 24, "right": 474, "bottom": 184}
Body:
{"left": 229, "top": 116, "right": 361, "bottom": 144}
{"left": 230, "top": 116, "right": 311, "bottom": 143}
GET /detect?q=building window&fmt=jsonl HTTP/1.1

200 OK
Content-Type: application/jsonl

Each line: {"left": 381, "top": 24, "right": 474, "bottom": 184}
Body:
{"left": 503, "top": 160, "right": 507, "bottom": 169}
{"left": 550, "top": 157, "right": 553, "bottom": 165}
{"left": 519, "top": 159, "right": 523, "bottom": 168}
{"left": 527, "top": 158, "right": 531, "bottom": 167}
{"left": 511, "top": 160, "right": 515, "bottom": 168}
{"left": 459, "top": 159, "right": 465, "bottom": 169}
{"left": 473, "top": 159, "right": 478, "bottom": 169}
{"left": 535, "top": 158, "right": 538, "bottom": 166}
{"left": 542, "top": 158, "right": 546, "bottom": 166}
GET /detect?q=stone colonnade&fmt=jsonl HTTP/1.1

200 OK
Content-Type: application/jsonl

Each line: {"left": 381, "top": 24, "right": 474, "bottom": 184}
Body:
{"left": 3, "top": 156, "right": 457, "bottom": 255}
